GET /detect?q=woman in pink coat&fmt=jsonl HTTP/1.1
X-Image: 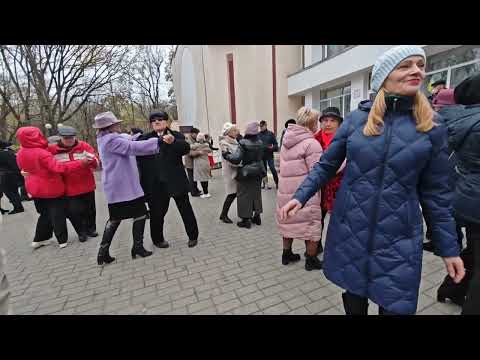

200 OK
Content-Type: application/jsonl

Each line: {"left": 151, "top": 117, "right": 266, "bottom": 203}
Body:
{"left": 276, "top": 107, "right": 323, "bottom": 271}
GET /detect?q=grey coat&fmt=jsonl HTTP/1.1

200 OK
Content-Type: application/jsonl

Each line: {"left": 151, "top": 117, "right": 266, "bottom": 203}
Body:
{"left": 0, "top": 248, "right": 10, "bottom": 315}
{"left": 184, "top": 135, "right": 197, "bottom": 169}
{"left": 219, "top": 136, "right": 239, "bottom": 195}
{"left": 191, "top": 142, "right": 212, "bottom": 182}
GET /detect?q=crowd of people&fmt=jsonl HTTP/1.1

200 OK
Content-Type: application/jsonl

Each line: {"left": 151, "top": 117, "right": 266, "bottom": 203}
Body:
{"left": 1, "top": 45, "right": 479, "bottom": 316}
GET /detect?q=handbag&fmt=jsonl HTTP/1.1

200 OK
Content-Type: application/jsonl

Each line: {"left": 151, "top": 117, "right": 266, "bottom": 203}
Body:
{"left": 236, "top": 161, "right": 267, "bottom": 180}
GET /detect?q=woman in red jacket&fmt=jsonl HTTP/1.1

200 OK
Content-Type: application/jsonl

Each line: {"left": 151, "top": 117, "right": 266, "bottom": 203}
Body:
{"left": 313, "top": 107, "right": 345, "bottom": 255}
{"left": 48, "top": 126, "right": 99, "bottom": 242}
{"left": 16, "top": 127, "right": 93, "bottom": 249}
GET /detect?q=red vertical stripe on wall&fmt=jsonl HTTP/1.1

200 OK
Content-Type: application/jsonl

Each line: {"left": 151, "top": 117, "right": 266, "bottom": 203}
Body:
{"left": 227, "top": 53, "right": 237, "bottom": 124}
{"left": 272, "top": 45, "right": 278, "bottom": 135}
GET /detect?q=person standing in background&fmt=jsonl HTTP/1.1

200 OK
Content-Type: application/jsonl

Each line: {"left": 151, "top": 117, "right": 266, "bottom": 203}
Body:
{"left": 258, "top": 120, "right": 279, "bottom": 189}
{"left": 184, "top": 128, "right": 203, "bottom": 197}
{"left": 0, "top": 140, "right": 24, "bottom": 215}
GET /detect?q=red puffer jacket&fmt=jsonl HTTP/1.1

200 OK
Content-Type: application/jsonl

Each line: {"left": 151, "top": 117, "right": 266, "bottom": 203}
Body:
{"left": 48, "top": 140, "right": 98, "bottom": 196}
{"left": 15, "top": 127, "right": 86, "bottom": 199}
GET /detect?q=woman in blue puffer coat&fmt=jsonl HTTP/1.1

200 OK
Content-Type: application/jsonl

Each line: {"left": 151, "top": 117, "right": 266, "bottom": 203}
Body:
{"left": 279, "top": 45, "right": 465, "bottom": 315}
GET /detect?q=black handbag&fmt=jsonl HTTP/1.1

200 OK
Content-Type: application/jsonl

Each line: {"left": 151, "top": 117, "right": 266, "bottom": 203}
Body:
{"left": 236, "top": 161, "right": 266, "bottom": 180}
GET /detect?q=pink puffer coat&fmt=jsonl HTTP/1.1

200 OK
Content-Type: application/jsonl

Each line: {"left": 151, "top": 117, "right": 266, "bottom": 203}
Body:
{"left": 276, "top": 124, "right": 323, "bottom": 242}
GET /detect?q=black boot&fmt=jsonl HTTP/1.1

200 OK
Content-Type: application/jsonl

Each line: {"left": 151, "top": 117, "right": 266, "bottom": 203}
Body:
{"left": 220, "top": 215, "right": 233, "bottom": 224}
{"left": 282, "top": 248, "right": 301, "bottom": 265}
{"left": 97, "top": 220, "right": 118, "bottom": 266}
{"left": 87, "top": 229, "right": 99, "bottom": 238}
{"left": 237, "top": 218, "right": 251, "bottom": 229}
{"left": 252, "top": 213, "right": 261, "bottom": 225}
{"left": 131, "top": 217, "right": 153, "bottom": 259}
{"left": 8, "top": 207, "right": 25, "bottom": 215}
{"left": 78, "top": 233, "right": 88, "bottom": 243}
{"left": 220, "top": 194, "right": 235, "bottom": 224}
{"left": 305, "top": 255, "right": 323, "bottom": 271}
{"left": 0, "top": 208, "right": 9, "bottom": 215}
{"left": 342, "top": 292, "right": 369, "bottom": 315}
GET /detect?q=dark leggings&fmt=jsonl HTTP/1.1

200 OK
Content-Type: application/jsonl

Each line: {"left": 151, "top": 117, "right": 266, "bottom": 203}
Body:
{"left": 201, "top": 181, "right": 209, "bottom": 194}
{"left": 220, "top": 193, "right": 236, "bottom": 217}
{"left": 343, "top": 291, "right": 400, "bottom": 315}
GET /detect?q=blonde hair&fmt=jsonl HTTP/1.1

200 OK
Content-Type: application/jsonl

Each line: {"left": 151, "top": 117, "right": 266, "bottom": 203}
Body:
{"left": 363, "top": 88, "right": 435, "bottom": 136}
{"left": 296, "top": 107, "right": 320, "bottom": 132}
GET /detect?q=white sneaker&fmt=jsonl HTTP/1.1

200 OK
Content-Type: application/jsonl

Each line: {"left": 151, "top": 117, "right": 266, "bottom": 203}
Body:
{"left": 31, "top": 239, "right": 53, "bottom": 249}
{"left": 201, "top": 193, "right": 211, "bottom": 198}
{"left": 59, "top": 243, "right": 67, "bottom": 249}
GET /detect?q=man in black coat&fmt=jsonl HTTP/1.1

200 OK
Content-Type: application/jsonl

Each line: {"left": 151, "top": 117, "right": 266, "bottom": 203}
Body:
{"left": 258, "top": 120, "right": 279, "bottom": 189}
{"left": 136, "top": 111, "right": 199, "bottom": 248}
{"left": 0, "top": 140, "right": 24, "bottom": 215}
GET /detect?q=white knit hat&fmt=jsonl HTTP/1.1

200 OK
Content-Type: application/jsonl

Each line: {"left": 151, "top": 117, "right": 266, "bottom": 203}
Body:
{"left": 222, "top": 122, "right": 234, "bottom": 136}
{"left": 371, "top": 45, "right": 426, "bottom": 92}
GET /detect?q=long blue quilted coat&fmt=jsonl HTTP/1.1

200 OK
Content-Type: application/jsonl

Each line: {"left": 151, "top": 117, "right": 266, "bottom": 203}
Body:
{"left": 294, "top": 99, "right": 460, "bottom": 314}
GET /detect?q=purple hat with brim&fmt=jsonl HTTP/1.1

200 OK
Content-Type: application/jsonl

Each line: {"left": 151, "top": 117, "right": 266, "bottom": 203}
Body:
{"left": 245, "top": 122, "right": 259, "bottom": 136}
{"left": 93, "top": 111, "right": 123, "bottom": 129}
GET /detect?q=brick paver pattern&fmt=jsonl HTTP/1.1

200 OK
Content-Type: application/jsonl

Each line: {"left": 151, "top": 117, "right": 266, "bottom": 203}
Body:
{"left": 0, "top": 171, "right": 461, "bottom": 315}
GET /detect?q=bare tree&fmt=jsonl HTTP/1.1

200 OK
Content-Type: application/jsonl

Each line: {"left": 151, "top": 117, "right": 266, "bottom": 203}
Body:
{"left": 0, "top": 46, "right": 36, "bottom": 138}
{"left": 127, "top": 45, "right": 168, "bottom": 119}
{"left": 0, "top": 45, "right": 131, "bottom": 132}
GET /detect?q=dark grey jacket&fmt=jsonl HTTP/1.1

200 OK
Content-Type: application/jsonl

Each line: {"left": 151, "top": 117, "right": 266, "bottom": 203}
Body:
{"left": 440, "top": 104, "right": 480, "bottom": 224}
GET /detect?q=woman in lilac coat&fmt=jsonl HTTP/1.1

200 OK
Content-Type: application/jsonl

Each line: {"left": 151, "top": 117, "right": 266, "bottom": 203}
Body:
{"left": 95, "top": 111, "right": 174, "bottom": 265}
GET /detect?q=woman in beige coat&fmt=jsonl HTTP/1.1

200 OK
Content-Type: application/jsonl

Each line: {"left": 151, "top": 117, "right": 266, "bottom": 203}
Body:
{"left": 219, "top": 123, "right": 239, "bottom": 223}
{"left": 191, "top": 133, "right": 212, "bottom": 198}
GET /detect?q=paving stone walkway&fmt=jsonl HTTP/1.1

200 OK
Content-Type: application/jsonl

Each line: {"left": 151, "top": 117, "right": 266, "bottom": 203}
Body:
{"left": 0, "top": 170, "right": 461, "bottom": 315}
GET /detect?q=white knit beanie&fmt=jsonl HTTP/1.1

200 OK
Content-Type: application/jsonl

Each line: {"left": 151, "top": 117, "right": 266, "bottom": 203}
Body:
{"left": 371, "top": 45, "right": 426, "bottom": 92}
{"left": 222, "top": 122, "right": 234, "bottom": 136}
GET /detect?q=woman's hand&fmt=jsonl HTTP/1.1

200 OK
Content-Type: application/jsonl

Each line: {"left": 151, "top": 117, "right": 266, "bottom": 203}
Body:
{"left": 21, "top": 170, "right": 29, "bottom": 177}
{"left": 443, "top": 257, "right": 465, "bottom": 284}
{"left": 279, "top": 199, "right": 302, "bottom": 221}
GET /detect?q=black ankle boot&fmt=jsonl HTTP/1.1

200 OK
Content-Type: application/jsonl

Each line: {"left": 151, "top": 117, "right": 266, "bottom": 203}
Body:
{"left": 282, "top": 249, "right": 301, "bottom": 265}
{"left": 0, "top": 208, "right": 9, "bottom": 215}
{"left": 8, "top": 207, "right": 24, "bottom": 215}
{"left": 237, "top": 218, "right": 251, "bottom": 229}
{"left": 220, "top": 214, "right": 233, "bottom": 224}
{"left": 305, "top": 255, "right": 323, "bottom": 271}
{"left": 98, "top": 252, "right": 116, "bottom": 266}
{"left": 342, "top": 292, "right": 369, "bottom": 315}
{"left": 252, "top": 213, "right": 261, "bottom": 225}
{"left": 131, "top": 217, "right": 152, "bottom": 259}
{"left": 97, "top": 220, "right": 119, "bottom": 266}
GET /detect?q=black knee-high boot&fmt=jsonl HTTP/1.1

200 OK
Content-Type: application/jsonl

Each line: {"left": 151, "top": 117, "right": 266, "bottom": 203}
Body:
{"left": 131, "top": 217, "right": 153, "bottom": 259}
{"left": 97, "top": 220, "right": 119, "bottom": 265}
{"left": 220, "top": 194, "right": 236, "bottom": 223}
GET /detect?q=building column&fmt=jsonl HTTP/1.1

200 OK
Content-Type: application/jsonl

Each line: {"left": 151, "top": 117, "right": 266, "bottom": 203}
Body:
{"left": 350, "top": 71, "right": 370, "bottom": 110}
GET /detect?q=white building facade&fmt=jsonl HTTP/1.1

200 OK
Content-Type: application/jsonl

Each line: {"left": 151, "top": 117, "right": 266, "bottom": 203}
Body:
{"left": 288, "top": 45, "right": 480, "bottom": 117}
{"left": 172, "top": 45, "right": 303, "bottom": 140}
